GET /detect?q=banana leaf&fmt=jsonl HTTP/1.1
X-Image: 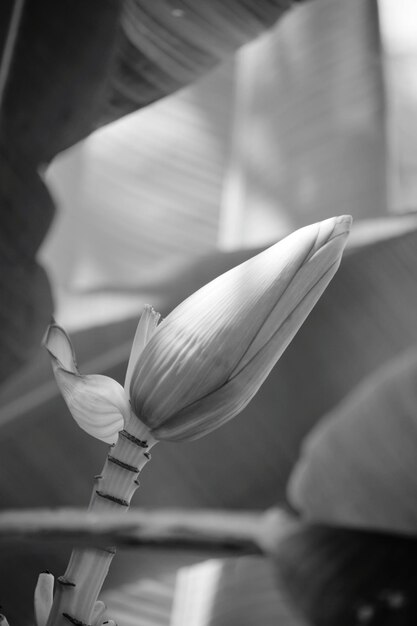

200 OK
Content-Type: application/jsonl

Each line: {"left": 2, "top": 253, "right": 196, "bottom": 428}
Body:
{"left": 0, "top": 506, "right": 293, "bottom": 553}
{"left": 0, "top": 0, "right": 302, "bottom": 386}
{"left": 288, "top": 347, "right": 417, "bottom": 536}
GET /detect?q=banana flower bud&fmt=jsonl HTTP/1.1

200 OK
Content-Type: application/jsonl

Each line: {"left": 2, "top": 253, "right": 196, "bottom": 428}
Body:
{"left": 131, "top": 215, "right": 351, "bottom": 441}
{"left": 45, "top": 216, "right": 351, "bottom": 445}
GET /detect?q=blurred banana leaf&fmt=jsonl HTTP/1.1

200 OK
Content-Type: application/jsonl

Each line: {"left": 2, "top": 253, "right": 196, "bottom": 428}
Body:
{"left": 219, "top": 0, "right": 386, "bottom": 245}
{"left": 102, "top": 577, "right": 174, "bottom": 626}
{"left": 0, "top": 154, "right": 55, "bottom": 382}
{"left": 41, "top": 0, "right": 387, "bottom": 320}
{"left": 95, "top": 522, "right": 417, "bottom": 626}
{"left": 0, "top": 506, "right": 294, "bottom": 553}
{"left": 288, "top": 347, "right": 417, "bottom": 536}
{"left": 100, "top": 0, "right": 295, "bottom": 125}
{"left": 0, "top": 0, "right": 297, "bottom": 386}
{"left": 268, "top": 521, "right": 417, "bottom": 626}
{"left": 95, "top": 554, "right": 306, "bottom": 626}
{"left": 166, "top": 555, "right": 306, "bottom": 626}
{"left": 1, "top": 0, "right": 296, "bottom": 161}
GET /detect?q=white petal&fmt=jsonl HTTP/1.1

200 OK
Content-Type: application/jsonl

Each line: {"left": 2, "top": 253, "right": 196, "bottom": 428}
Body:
{"left": 44, "top": 322, "right": 127, "bottom": 443}
{"left": 43, "top": 322, "right": 79, "bottom": 373}
{"left": 53, "top": 370, "right": 127, "bottom": 444}
{"left": 124, "top": 305, "right": 161, "bottom": 391}
{"left": 34, "top": 572, "right": 54, "bottom": 626}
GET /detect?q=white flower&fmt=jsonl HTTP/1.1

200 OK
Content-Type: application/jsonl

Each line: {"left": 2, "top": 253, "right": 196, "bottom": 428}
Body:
{"left": 45, "top": 216, "right": 351, "bottom": 444}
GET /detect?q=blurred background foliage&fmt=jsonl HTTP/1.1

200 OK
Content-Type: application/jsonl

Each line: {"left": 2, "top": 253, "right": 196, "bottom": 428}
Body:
{"left": 1, "top": 0, "right": 417, "bottom": 623}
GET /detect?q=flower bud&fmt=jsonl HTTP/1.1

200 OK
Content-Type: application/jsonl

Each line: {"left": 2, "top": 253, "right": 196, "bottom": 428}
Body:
{"left": 34, "top": 572, "right": 54, "bottom": 626}
{"left": 130, "top": 216, "right": 351, "bottom": 441}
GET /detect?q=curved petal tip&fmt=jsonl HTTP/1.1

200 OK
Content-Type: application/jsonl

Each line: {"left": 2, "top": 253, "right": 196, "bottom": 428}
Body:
{"left": 43, "top": 322, "right": 78, "bottom": 374}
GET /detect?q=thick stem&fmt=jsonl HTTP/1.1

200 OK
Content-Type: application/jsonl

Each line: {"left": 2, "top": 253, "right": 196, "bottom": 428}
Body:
{"left": 46, "top": 415, "right": 156, "bottom": 626}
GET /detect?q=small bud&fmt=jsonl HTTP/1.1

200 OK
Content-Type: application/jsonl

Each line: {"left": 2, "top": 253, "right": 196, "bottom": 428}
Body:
{"left": 34, "top": 572, "right": 54, "bottom": 626}
{"left": 91, "top": 601, "right": 107, "bottom": 626}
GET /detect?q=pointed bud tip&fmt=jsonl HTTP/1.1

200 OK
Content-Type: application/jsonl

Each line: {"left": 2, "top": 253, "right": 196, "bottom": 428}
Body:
{"left": 42, "top": 321, "right": 61, "bottom": 351}
{"left": 332, "top": 214, "right": 352, "bottom": 237}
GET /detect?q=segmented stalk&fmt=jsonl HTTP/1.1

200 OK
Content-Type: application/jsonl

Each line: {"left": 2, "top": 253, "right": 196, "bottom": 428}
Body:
{"left": 46, "top": 415, "right": 156, "bottom": 626}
